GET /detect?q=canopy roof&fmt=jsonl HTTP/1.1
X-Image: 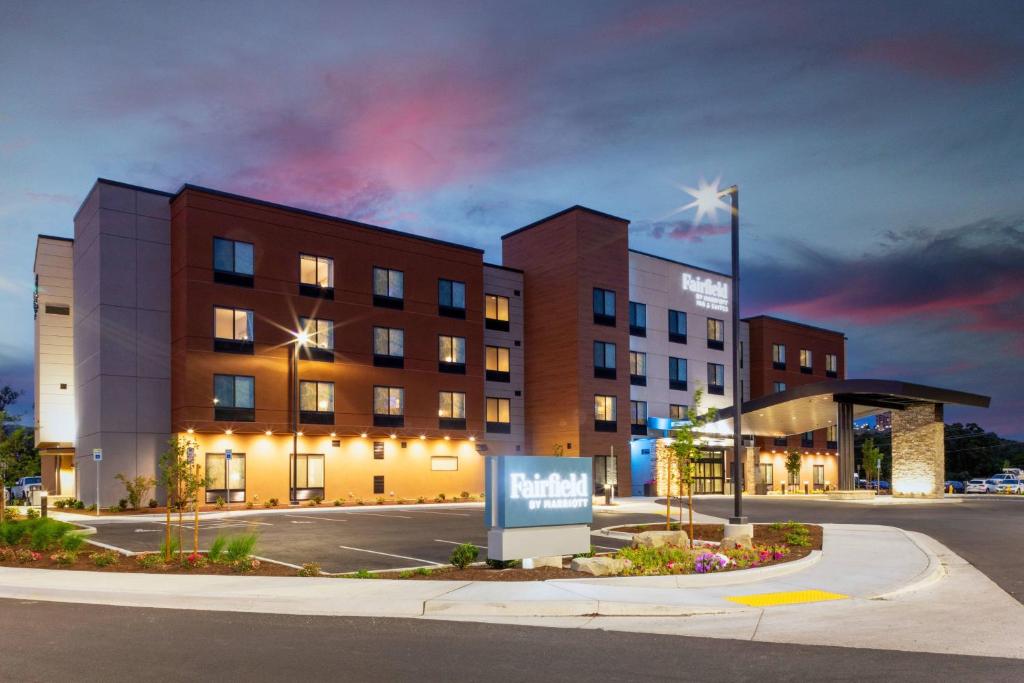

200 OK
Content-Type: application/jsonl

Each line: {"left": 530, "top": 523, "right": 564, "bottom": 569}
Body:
{"left": 704, "top": 379, "right": 990, "bottom": 438}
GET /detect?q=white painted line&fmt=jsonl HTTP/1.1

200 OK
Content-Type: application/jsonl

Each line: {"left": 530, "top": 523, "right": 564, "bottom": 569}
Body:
{"left": 350, "top": 512, "right": 413, "bottom": 519}
{"left": 409, "top": 510, "right": 471, "bottom": 517}
{"left": 434, "top": 539, "right": 487, "bottom": 548}
{"left": 285, "top": 514, "right": 348, "bottom": 522}
{"left": 337, "top": 545, "right": 442, "bottom": 565}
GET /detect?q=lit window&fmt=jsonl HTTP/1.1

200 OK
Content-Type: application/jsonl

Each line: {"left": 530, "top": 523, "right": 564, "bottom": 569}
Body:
{"left": 439, "top": 335, "right": 466, "bottom": 364}
{"left": 214, "top": 307, "right": 253, "bottom": 341}
{"left": 825, "top": 353, "right": 838, "bottom": 376}
{"left": 486, "top": 397, "right": 511, "bottom": 430}
{"left": 707, "top": 318, "right": 725, "bottom": 349}
{"left": 629, "top": 351, "right": 646, "bottom": 377}
{"left": 373, "top": 327, "right": 403, "bottom": 357}
{"left": 438, "top": 391, "right": 467, "bottom": 419}
{"left": 772, "top": 343, "right": 786, "bottom": 366}
{"left": 300, "top": 317, "right": 334, "bottom": 349}
{"left": 630, "top": 400, "right": 647, "bottom": 426}
{"left": 300, "top": 254, "right": 333, "bottom": 288}
{"left": 486, "top": 346, "right": 510, "bottom": 372}
{"left": 291, "top": 454, "right": 324, "bottom": 490}
{"left": 373, "top": 267, "right": 404, "bottom": 299}
{"left": 373, "top": 386, "right": 404, "bottom": 416}
{"left": 300, "top": 381, "right": 334, "bottom": 412}
{"left": 670, "top": 404, "right": 688, "bottom": 421}
{"left": 800, "top": 349, "right": 813, "bottom": 371}
{"left": 485, "top": 294, "right": 510, "bottom": 321}
{"left": 213, "top": 238, "right": 254, "bottom": 275}
{"left": 594, "top": 395, "right": 616, "bottom": 421}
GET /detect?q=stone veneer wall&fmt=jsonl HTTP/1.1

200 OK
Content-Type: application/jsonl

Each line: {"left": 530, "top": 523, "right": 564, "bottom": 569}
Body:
{"left": 891, "top": 403, "right": 945, "bottom": 497}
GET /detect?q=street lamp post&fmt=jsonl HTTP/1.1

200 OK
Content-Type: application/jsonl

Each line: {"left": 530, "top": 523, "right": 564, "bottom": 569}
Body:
{"left": 719, "top": 185, "right": 747, "bottom": 525}
{"left": 292, "top": 330, "right": 309, "bottom": 504}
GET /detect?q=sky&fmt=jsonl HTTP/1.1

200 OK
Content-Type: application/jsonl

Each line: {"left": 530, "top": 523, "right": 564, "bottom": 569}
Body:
{"left": 1, "top": 0, "right": 1022, "bottom": 437}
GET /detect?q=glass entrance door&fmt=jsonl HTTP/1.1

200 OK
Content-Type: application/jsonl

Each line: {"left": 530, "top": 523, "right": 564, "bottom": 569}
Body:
{"left": 693, "top": 449, "right": 725, "bottom": 494}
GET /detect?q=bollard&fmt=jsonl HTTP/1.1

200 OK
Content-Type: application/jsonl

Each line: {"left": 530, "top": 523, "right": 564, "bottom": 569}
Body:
{"left": 40, "top": 491, "right": 48, "bottom": 519}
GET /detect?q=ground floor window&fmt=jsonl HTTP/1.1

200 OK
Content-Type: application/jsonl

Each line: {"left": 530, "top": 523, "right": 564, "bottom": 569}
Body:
{"left": 290, "top": 453, "right": 325, "bottom": 501}
{"left": 373, "top": 475, "right": 385, "bottom": 495}
{"left": 205, "top": 453, "right": 246, "bottom": 503}
{"left": 431, "top": 456, "right": 458, "bottom": 471}
{"left": 813, "top": 464, "right": 825, "bottom": 490}
{"left": 759, "top": 463, "right": 773, "bottom": 488}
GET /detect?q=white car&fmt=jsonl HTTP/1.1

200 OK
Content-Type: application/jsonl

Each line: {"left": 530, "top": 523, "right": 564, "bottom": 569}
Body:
{"left": 990, "top": 473, "right": 1016, "bottom": 482}
{"left": 965, "top": 479, "right": 996, "bottom": 494}
{"left": 10, "top": 476, "right": 43, "bottom": 501}
{"left": 994, "top": 479, "right": 1024, "bottom": 494}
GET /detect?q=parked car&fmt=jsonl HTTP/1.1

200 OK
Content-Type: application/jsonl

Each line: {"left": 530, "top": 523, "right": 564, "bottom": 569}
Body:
{"left": 862, "top": 480, "right": 890, "bottom": 490}
{"left": 989, "top": 473, "right": 1016, "bottom": 482}
{"left": 994, "top": 479, "right": 1024, "bottom": 494}
{"left": 965, "top": 479, "right": 990, "bottom": 494}
{"left": 10, "top": 476, "right": 43, "bottom": 501}
{"left": 944, "top": 480, "right": 965, "bottom": 493}
{"left": 1002, "top": 468, "right": 1024, "bottom": 479}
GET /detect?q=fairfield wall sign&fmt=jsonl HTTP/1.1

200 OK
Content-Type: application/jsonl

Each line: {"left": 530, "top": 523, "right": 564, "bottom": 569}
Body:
{"left": 682, "top": 272, "right": 729, "bottom": 313}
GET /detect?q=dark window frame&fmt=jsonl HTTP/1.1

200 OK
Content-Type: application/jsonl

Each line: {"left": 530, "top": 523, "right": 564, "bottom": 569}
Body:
{"left": 593, "top": 288, "right": 616, "bottom": 326}
{"left": 213, "top": 237, "right": 254, "bottom": 287}
{"left": 438, "top": 278, "right": 467, "bottom": 318}
{"left": 372, "top": 266, "right": 404, "bottom": 309}
{"left": 668, "top": 309, "right": 688, "bottom": 344}
{"left": 629, "top": 301, "right": 646, "bottom": 337}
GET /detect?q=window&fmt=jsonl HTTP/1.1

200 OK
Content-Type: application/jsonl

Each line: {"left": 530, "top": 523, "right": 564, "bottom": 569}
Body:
{"left": 813, "top": 464, "right": 825, "bottom": 490}
{"left": 213, "top": 375, "right": 254, "bottom": 421}
{"left": 486, "top": 397, "right": 511, "bottom": 433}
{"left": 630, "top": 400, "right": 647, "bottom": 436}
{"left": 825, "top": 353, "right": 838, "bottom": 378}
{"left": 593, "top": 288, "right": 615, "bottom": 326}
{"left": 669, "top": 357, "right": 688, "bottom": 391}
{"left": 214, "top": 306, "right": 254, "bottom": 354}
{"left": 760, "top": 463, "right": 774, "bottom": 489}
{"left": 773, "top": 381, "right": 787, "bottom": 393}
{"left": 45, "top": 304, "right": 70, "bottom": 315}
{"left": 438, "top": 391, "right": 467, "bottom": 430}
{"left": 373, "top": 267, "right": 404, "bottom": 308}
{"left": 431, "top": 456, "right": 458, "bottom": 471}
{"left": 800, "top": 348, "right": 813, "bottom": 373}
{"left": 300, "top": 381, "right": 334, "bottom": 423}
{"left": 801, "top": 431, "right": 814, "bottom": 447}
{"left": 629, "top": 351, "right": 646, "bottom": 386}
{"left": 772, "top": 343, "right": 786, "bottom": 370}
{"left": 373, "top": 475, "right": 385, "bottom": 495}
{"left": 213, "top": 238, "right": 254, "bottom": 286}
{"left": 299, "top": 317, "right": 334, "bottom": 362}
{"left": 827, "top": 424, "right": 838, "bottom": 448}
{"left": 670, "top": 404, "right": 688, "bottom": 421}
{"left": 373, "top": 386, "right": 404, "bottom": 427}
{"left": 299, "top": 254, "right": 333, "bottom": 298}
{"left": 707, "top": 363, "right": 725, "bottom": 395}
{"left": 373, "top": 327, "right": 404, "bottom": 367}
{"left": 594, "top": 395, "right": 617, "bottom": 431}
{"left": 486, "top": 346, "right": 511, "bottom": 382}
{"left": 707, "top": 318, "right": 725, "bottom": 350}
{"left": 290, "top": 454, "right": 325, "bottom": 500}
{"left": 775, "top": 436, "right": 788, "bottom": 447}
{"left": 485, "top": 294, "right": 510, "bottom": 331}
{"left": 629, "top": 302, "right": 646, "bottom": 336}
{"left": 438, "top": 278, "right": 466, "bottom": 318}
{"left": 668, "top": 310, "right": 687, "bottom": 343}
{"left": 373, "top": 441, "right": 385, "bottom": 460}
{"left": 438, "top": 335, "right": 466, "bottom": 373}
{"left": 205, "top": 452, "right": 245, "bottom": 503}
{"left": 593, "top": 341, "right": 616, "bottom": 379}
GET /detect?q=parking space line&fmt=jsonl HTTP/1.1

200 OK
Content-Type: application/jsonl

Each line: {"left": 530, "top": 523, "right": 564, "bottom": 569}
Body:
{"left": 350, "top": 512, "right": 414, "bottom": 519}
{"left": 408, "top": 510, "right": 471, "bottom": 516}
{"left": 434, "top": 539, "right": 487, "bottom": 548}
{"left": 284, "top": 514, "right": 348, "bottom": 522}
{"left": 337, "top": 545, "right": 442, "bottom": 565}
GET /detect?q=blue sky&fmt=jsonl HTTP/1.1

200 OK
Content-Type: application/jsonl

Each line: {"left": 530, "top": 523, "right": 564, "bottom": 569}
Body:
{"left": 1, "top": 0, "right": 1022, "bottom": 436}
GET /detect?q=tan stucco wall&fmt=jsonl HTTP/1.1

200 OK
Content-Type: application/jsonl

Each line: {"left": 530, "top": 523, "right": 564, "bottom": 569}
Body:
{"left": 180, "top": 433, "right": 485, "bottom": 503}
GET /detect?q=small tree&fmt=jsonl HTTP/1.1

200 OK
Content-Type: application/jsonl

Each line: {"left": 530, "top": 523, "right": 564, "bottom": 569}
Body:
{"left": 114, "top": 473, "right": 156, "bottom": 510}
{"left": 159, "top": 437, "right": 194, "bottom": 561}
{"left": 784, "top": 451, "right": 801, "bottom": 492}
{"left": 669, "top": 389, "right": 717, "bottom": 547}
{"left": 862, "top": 438, "right": 883, "bottom": 486}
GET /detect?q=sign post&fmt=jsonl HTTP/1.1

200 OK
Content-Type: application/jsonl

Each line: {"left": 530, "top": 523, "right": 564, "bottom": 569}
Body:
{"left": 92, "top": 448, "right": 103, "bottom": 516}
{"left": 485, "top": 455, "right": 593, "bottom": 562}
{"left": 224, "top": 449, "right": 232, "bottom": 511}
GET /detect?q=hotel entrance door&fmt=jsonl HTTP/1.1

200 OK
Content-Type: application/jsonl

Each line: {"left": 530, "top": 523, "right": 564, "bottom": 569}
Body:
{"left": 693, "top": 449, "right": 725, "bottom": 494}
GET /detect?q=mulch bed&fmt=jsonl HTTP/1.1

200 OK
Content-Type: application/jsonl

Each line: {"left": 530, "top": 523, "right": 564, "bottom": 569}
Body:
{"left": 373, "top": 565, "right": 593, "bottom": 581}
{"left": 615, "top": 523, "right": 823, "bottom": 550}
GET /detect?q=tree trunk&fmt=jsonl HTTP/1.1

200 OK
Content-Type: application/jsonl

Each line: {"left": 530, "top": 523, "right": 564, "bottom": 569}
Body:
{"left": 688, "top": 485, "right": 694, "bottom": 549}
{"left": 193, "top": 464, "right": 200, "bottom": 555}
{"left": 164, "top": 499, "right": 171, "bottom": 562}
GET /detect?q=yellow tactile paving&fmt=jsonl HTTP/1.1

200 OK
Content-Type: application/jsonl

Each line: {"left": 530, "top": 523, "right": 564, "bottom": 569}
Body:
{"left": 725, "top": 590, "right": 849, "bottom": 607}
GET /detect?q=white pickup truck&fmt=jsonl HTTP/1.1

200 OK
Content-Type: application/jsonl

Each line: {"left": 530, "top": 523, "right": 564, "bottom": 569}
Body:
{"left": 10, "top": 476, "right": 43, "bottom": 501}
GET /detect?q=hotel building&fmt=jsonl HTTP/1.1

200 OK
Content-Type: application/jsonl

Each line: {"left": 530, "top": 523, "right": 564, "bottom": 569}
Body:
{"left": 34, "top": 179, "right": 845, "bottom": 505}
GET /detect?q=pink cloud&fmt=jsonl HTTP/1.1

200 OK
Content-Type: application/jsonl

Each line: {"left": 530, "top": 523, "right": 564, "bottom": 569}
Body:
{"left": 853, "top": 34, "right": 1017, "bottom": 82}
{"left": 634, "top": 220, "right": 730, "bottom": 243}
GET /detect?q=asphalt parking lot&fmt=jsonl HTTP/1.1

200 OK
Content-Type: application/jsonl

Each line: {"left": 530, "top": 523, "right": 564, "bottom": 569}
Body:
{"left": 85, "top": 505, "right": 666, "bottom": 572}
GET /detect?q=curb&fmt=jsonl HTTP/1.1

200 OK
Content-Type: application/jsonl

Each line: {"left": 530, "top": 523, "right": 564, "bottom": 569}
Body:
{"left": 868, "top": 529, "right": 946, "bottom": 600}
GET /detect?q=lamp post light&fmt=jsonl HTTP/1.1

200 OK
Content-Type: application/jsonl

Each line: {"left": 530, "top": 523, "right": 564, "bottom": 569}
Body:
{"left": 292, "top": 329, "right": 309, "bottom": 504}
{"left": 683, "top": 178, "right": 747, "bottom": 525}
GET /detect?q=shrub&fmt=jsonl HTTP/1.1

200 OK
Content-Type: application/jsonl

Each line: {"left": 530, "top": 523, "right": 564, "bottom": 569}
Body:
{"left": 376, "top": 497, "right": 385, "bottom": 505}
{"left": 572, "top": 546, "right": 596, "bottom": 559}
{"left": 398, "top": 570, "right": 413, "bottom": 579}
{"left": 15, "top": 548, "right": 42, "bottom": 563}
{"left": 0, "top": 521, "right": 27, "bottom": 546}
{"left": 159, "top": 535, "right": 180, "bottom": 558}
{"left": 90, "top": 550, "right": 119, "bottom": 567}
{"left": 207, "top": 536, "right": 228, "bottom": 563}
{"left": 224, "top": 533, "right": 258, "bottom": 562}
{"left": 184, "top": 552, "right": 208, "bottom": 568}
{"left": 297, "top": 562, "right": 321, "bottom": 577}
{"left": 436, "top": 493, "right": 446, "bottom": 501}
{"left": 416, "top": 497, "right": 426, "bottom": 504}
{"left": 116, "top": 499, "right": 129, "bottom": 512}
{"left": 136, "top": 553, "right": 163, "bottom": 569}
{"left": 355, "top": 499, "right": 365, "bottom": 506}
{"left": 616, "top": 545, "right": 694, "bottom": 576}
{"left": 231, "top": 557, "right": 261, "bottom": 573}
{"left": 60, "top": 532, "right": 87, "bottom": 552}
{"left": 414, "top": 567, "right": 431, "bottom": 576}
{"left": 263, "top": 500, "right": 274, "bottom": 508}
{"left": 486, "top": 558, "right": 519, "bottom": 569}
{"left": 785, "top": 527, "right": 811, "bottom": 547}
{"left": 246, "top": 501, "right": 254, "bottom": 509}
{"left": 148, "top": 499, "right": 158, "bottom": 508}
{"left": 449, "top": 543, "right": 479, "bottom": 569}
{"left": 114, "top": 473, "right": 156, "bottom": 510}
{"left": 351, "top": 569, "right": 375, "bottom": 579}
{"left": 0, "top": 547, "right": 12, "bottom": 561}
{"left": 268, "top": 498, "right": 279, "bottom": 507}
{"left": 50, "top": 550, "right": 77, "bottom": 565}
{"left": 26, "top": 508, "right": 39, "bottom": 520}
{"left": 54, "top": 499, "right": 67, "bottom": 509}
{"left": 214, "top": 497, "right": 226, "bottom": 510}
{"left": 74, "top": 500, "right": 85, "bottom": 510}
{"left": 2, "top": 507, "right": 20, "bottom": 522}
{"left": 333, "top": 499, "right": 343, "bottom": 507}
{"left": 459, "top": 491, "right": 470, "bottom": 499}
{"left": 313, "top": 495, "right": 323, "bottom": 506}
{"left": 29, "top": 519, "right": 71, "bottom": 551}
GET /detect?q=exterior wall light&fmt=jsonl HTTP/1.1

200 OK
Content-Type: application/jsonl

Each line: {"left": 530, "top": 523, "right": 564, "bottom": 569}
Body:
{"left": 297, "top": 431, "right": 303, "bottom": 437}
{"left": 444, "top": 435, "right": 450, "bottom": 441}
{"left": 419, "top": 434, "right": 426, "bottom": 440}
{"left": 469, "top": 436, "right": 476, "bottom": 442}
{"left": 225, "top": 429, "right": 233, "bottom": 435}
{"left": 265, "top": 430, "right": 272, "bottom": 436}
{"left": 389, "top": 433, "right": 397, "bottom": 439}
{"left": 330, "top": 432, "right": 337, "bottom": 437}
{"left": 360, "top": 432, "right": 368, "bottom": 438}
{"left": 187, "top": 428, "right": 194, "bottom": 434}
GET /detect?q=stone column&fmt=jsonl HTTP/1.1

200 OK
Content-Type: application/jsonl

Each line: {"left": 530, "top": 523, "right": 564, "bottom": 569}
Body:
{"left": 837, "top": 401, "right": 855, "bottom": 491}
{"left": 891, "top": 403, "right": 945, "bottom": 497}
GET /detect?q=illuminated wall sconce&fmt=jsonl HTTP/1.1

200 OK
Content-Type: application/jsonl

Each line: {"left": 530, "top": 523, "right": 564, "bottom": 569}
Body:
{"left": 443, "top": 435, "right": 450, "bottom": 441}
{"left": 297, "top": 431, "right": 304, "bottom": 437}
{"left": 265, "top": 430, "right": 272, "bottom": 436}
{"left": 419, "top": 434, "right": 426, "bottom": 440}
{"left": 330, "top": 432, "right": 337, "bottom": 438}
{"left": 360, "top": 432, "right": 368, "bottom": 438}
{"left": 225, "top": 429, "right": 233, "bottom": 435}
{"left": 469, "top": 436, "right": 476, "bottom": 442}
{"left": 389, "top": 433, "right": 397, "bottom": 439}
{"left": 187, "top": 428, "right": 194, "bottom": 434}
